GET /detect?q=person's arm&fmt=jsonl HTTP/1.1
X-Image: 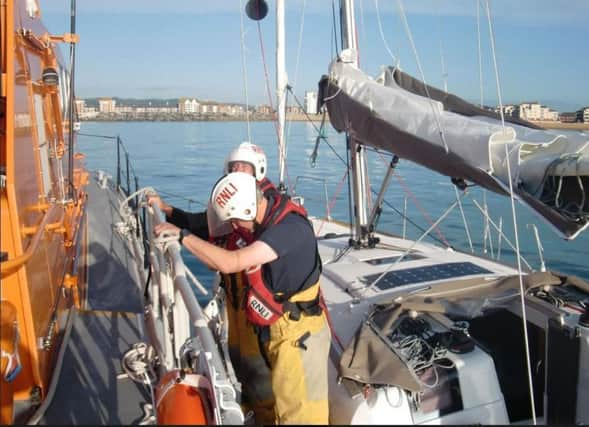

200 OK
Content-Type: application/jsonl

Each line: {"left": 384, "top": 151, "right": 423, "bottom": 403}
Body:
{"left": 148, "top": 195, "right": 208, "bottom": 238}
{"left": 154, "top": 222, "right": 277, "bottom": 273}
{"left": 169, "top": 208, "right": 209, "bottom": 239}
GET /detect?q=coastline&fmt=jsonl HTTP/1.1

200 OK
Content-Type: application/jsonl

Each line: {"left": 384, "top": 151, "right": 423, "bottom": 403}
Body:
{"left": 79, "top": 115, "right": 588, "bottom": 129}
{"left": 533, "top": 120, "right": 589, "bottom": 130}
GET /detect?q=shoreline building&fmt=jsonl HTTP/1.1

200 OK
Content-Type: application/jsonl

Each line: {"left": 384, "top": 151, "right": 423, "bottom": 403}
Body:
{"left": 517, "top": 102, "right": 559, "bottom": 121}
{"left": 576, "top": 106, "right": 589, "bottom": 123}
{"left": 304, "top": 91, "right": 318, "bottom": 115}
{"left": 98, "top": 98, "right": 116, "bottom": 113}
{"left": 178, "top": 98, "right": 200, "bottom": 114}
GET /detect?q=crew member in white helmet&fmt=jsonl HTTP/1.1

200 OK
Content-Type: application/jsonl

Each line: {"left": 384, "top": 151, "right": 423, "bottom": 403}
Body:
{"left": 155, "top": 172, "right": 330, "bottom": 424}
{"left": 148, "top": 142, "right": 277, "bottom": 424}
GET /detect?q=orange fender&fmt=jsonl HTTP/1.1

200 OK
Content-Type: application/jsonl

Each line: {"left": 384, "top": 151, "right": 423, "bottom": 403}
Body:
{"left": 155, "top": 370, "right": 214, "bottom": 425}
{"left": 1, "top": 301, "right": 20, "bottom": 425}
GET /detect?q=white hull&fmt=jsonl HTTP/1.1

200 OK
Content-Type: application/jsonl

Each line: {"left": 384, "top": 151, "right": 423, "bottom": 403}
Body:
{"left": 310, "top": 217, "right": 589, "bottom": 425}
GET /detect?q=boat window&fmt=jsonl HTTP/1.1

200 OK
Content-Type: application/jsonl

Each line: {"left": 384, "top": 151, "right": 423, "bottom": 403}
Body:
{"left": 362, "top": 262, "right": 493, "bottom": 290}
{"left": 33, "top": 93, "right": 52, "bottom": 196}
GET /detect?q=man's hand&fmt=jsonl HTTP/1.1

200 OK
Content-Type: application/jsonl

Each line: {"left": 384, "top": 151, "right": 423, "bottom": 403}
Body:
{"left": 154, "top": 221, "right": 180, "bottom": 237}
{"left": 147, "top": 194, "right": 173, "bottom": 216}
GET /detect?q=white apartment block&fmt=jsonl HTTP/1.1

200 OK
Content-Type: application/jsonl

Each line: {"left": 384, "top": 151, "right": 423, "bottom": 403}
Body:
{"left": 135, "top": 106, "right": 178, "bottom": 113}
{"left": 75, "top": 98, "right": 99, "bottom": 119}
{"left": 494, "top": 104, "right": 517, "bottom": 117}
{"left": 179, "top": 98, "right": 200, "bottom": 114}
{"left": 200, "top": 103, "right": 219, "bottom": 114}
{"left": 98, "top": 98, "right": 116, "bottom": 113}
{"left": 518, "top": 102, "right": 558, "bottom": 121}
{"left": 75, "top": 98, "right": 85, "bottom": 114}
{"left": 304, "top": 91, "right": 318, "bottom": 115}
{"left": 115, "top": 105, "right": 134, "bottom": 113}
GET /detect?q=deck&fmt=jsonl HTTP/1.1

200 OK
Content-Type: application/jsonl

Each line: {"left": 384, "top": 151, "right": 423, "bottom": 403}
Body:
{"left": 37, "top": 176, "right": 150, "bottom": 425}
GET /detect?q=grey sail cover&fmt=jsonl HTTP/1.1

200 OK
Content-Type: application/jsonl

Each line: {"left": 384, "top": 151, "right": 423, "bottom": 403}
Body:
{"left": 319, "top": 58, "right": 589, "bottom": 239}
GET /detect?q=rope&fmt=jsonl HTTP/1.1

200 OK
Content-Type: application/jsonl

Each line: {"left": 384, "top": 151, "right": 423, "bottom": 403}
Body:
{"left": 121, "top": 342, "right": 158, "bottom": 385}
{"left": 389, "top": 317, "right": 456, "bottom": 390}
{"left": 26, "top": 308, "right": 77, "bottom": 425}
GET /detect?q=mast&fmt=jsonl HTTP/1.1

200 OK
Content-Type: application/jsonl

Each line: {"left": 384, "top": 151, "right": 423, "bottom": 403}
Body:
{"left": 276, "top": 0, "right": 287, "bottom": 192}
{"left": 341, "top": 0, "right": 371, "bottom": 247}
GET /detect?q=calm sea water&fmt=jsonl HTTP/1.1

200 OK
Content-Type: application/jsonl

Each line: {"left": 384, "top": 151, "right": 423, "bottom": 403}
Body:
{"left": 78, "top": 121, "right": 589, "bottom": 299}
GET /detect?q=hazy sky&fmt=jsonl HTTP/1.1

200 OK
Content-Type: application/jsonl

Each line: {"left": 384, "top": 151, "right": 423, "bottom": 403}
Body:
{"left": 42, "top": 0, "right": 588, "bottom": 112}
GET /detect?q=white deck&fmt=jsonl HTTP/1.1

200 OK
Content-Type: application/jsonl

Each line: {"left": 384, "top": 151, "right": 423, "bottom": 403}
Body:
{"left": 310, "top": 217, "right": 519, "bottom": 350}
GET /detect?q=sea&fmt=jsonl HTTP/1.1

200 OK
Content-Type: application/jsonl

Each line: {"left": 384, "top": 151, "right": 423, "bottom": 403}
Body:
{"left": 78, "top": 120, "right": 589, "bottom": 301}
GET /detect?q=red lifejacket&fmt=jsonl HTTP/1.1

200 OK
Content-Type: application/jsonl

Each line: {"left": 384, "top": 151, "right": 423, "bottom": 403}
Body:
{"left": 258, "top": 177, "right": 277, "bottom": 197}
{"left": 211, "top": 225, "right": 254, "bottom": 309}
{"left": 244, "top": 195, "right": 321, "bottom": 326}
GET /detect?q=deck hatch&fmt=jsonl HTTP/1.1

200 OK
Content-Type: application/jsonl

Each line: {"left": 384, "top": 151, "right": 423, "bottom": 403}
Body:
{"left": 364, "top": 262, "right": 493, "bottom": 290}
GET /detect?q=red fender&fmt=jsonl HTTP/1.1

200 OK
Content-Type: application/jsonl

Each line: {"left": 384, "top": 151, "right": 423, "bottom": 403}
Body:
{"left": 155, "top": 370, "right": 214, "bottom": 425}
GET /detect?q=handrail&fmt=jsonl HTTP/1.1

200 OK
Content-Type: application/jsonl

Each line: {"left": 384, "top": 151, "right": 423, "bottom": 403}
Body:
{"left": 1, "top": 204, "right": 59, "bottom": 278}
{"left": 147, "top": 204, "right": 243, "bottom": 424}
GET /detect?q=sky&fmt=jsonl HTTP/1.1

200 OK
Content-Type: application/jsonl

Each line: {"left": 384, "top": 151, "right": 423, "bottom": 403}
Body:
{"left": 41, "top": 0, "right": 589, "bottom": 112}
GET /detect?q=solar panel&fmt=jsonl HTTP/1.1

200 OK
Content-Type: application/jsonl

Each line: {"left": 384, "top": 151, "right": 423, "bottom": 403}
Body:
{"left": 363, "top": 262, "right": 493, "bottom": 291}
{"left": 364, "top": 253, "right": 424, "bottom": 265}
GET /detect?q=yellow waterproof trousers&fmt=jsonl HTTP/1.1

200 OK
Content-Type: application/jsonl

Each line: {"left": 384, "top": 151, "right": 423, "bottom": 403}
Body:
{"left": 223, "top": 273, "right": 275, "bottom": 424}
{"left": 265, "top": 283, "right": 331, "bottom": 425}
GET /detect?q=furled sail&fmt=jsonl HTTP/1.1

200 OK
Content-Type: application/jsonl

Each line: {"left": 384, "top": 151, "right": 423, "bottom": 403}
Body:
{"left": 319, "top": 57, "right": 589, "bottom": 239}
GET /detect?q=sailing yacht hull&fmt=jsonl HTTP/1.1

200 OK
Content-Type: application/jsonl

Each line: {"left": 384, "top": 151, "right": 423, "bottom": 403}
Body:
{"left": 310, "top": 217, "right": 589, "bottom": 424}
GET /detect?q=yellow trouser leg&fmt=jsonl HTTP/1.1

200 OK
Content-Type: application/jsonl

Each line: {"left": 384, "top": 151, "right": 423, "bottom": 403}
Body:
{"left": 226, "top": 278, "right": 275, "bottom": 424}
{"left": 266, "top": 311, "right": 330, "bottom": 425}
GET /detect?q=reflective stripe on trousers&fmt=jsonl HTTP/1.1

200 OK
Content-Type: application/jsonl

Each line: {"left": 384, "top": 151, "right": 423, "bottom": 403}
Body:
{"left": 265, "top": 284, "right": 330, "bottom": 425}
{"left": 224, "top": 273, "right": 275, "bottom": 424}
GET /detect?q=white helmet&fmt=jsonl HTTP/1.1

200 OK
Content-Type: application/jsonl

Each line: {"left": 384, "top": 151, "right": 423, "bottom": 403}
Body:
{"left": 210, "top": 172, "right": 258, "bottom": 221}
{"left": 224, "top": 142, "right": 267, "bottom": 180}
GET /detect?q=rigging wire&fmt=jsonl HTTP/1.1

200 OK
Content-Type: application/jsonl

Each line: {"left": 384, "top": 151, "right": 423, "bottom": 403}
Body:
{"left": 454, "top": 186, "right": 474, "bottom": 252}
{"left": 238, "top": 0, "right": 252, "bottom": 142}
{"left": 374, "top": 0, "right": 399, "bottom": 66}
{"left": 331, "top": 0, "right": 341, "bottom": 57}
{"left": 315, "top": 170, "right": 350, "bottom": 237}
{"left": 396, "top": 0, "right": 449, "bottom": 154}
{"left": 484, "top": 3, "right": 536, "bottom": 423}
{"left": 374, "top": 152, "right": 450, "bottom": 247}
{"left": 476, "top": 0, "right": 493, "bottom": 258}
{"left": 471, "top": 200, "right": 533, "bottom": 270}
{"left": 358, "top": 0, "right": 367, "bottom": 55}
{"left": 287, "top": 87, "right": 347, "bottom": 166}
{"left": 255, "top": 20, "right": 280, "bottom": 142}
{"left": 285, "top": 0, "right": 307, "bottom": 144}
{"left": 433, "top": 0, "right": 448, "bottom": 92}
